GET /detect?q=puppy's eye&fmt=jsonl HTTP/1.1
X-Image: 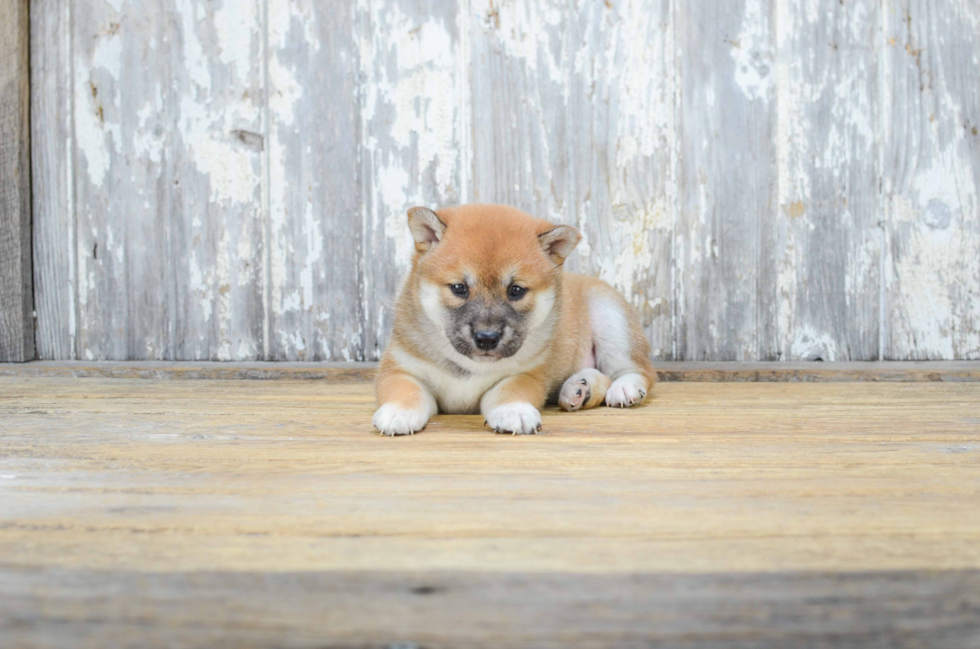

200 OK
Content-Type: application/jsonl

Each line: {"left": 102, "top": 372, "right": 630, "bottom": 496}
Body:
{"left": 507, "top": 285, "right": 528, "bottom": 301}
{"left": 449, "top": 283, "right": 469, "bottom": 298}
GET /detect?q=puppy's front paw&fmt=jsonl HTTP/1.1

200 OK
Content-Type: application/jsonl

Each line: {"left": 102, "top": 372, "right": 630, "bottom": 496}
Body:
{"left": 486, "top": 402, "right": 541, "bottom": 435}
{"left": 605, "top": 373, "right": 648, "bottom": 408}
{"left": 373, "top": 403, "right": 429, "bottom": 436}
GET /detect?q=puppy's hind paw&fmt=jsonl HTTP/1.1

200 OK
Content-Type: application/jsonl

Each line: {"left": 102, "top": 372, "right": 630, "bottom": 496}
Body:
{"left": 604, "top": 373, "right": 648, "bottom": 409}
{"left": 485, "top": 402, "right": 541, "bottom": 435}
{"left": 559, "top": 369, "right": 610, "bottom": 411}
{"left": 558, "top": 380, "right": 590, "bottom": 411}
{"left": 373, "top": 403, "right": 429, "bottom": 436}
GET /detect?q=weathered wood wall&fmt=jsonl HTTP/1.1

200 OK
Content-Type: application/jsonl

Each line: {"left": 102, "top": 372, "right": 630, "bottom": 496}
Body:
{"left": 29, "top": 0, "right": 980, "bottom": 361}
{"left": 1, "top": 0, "right": 35, "bottom": 362}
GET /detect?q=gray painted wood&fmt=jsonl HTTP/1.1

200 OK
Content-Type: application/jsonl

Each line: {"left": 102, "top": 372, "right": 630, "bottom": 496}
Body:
{"left": 27, "top": 0, "right": 980, "bottom": 361}
{"left": 675, "top": 0, "right": 778, "bottom": 361}
{"left": 564, "top": 0, "right": 675, "bottom": 360}
{"left": 882, "top": 0, "right": 980, "bottom": 360}
{"left": 0, "top": 0, "right": 34, "bottom": 362}
{"left": 774, "top": 0, "right": 881, "bottom": 361}
{"left": 266, "top": 0, "right": 362, "bottom": 361}
{"left": 71, "top": 0, "right": 265, "bottom": 361}
{"left": 30, "top": 0, "right": 74, "bottom": 360}
{"left": 356, "top": 0, "right": 464, "bottom": 360}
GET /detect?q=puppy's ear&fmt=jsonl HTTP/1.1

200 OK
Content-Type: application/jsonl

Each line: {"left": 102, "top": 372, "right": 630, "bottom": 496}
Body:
{"left": 538, "top": 225, "right": 581, "bottom": 264}
{"left": 407, "top": 207, "right": 447, "bottom": 253}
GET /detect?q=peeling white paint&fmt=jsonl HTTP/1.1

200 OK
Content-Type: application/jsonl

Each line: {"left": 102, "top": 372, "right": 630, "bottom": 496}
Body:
{"left": 790, "top": 325, "right": 839, "bottom": 361}
{"left": 75, "top": 32, "right": 123, "bottom": 188}
{"left": 732, "top": 0, "right": 773, "bottom": 102}
{"left": 214, "top": 0, "right": 257, "bottom": 67}
{"left": 40, "top": 0, "right": 980, "bottom": 362}
{"left": 596, "top": 199, "right": 669, "bottom": 303}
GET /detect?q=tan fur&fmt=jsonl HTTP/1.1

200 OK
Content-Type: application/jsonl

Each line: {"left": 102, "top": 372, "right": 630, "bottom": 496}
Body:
{"left": 374, "top": 204, "right": 655, "bottom": 436}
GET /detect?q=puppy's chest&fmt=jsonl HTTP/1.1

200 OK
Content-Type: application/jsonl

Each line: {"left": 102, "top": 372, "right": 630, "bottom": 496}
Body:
{"left": 424, "top": 367, "right": 505, "bottom": 414}
{"left": 396, "top": 351, "right": 508, "bottom": 413}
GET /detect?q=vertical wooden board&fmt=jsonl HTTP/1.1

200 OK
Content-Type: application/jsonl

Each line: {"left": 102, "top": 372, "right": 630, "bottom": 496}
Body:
{"left": 72, "top": 0, "right": 265, "bottom": 360}
{"left": 674, "top": 0, "right": 778, "bottom": 361}
{"left": 468, "top": 1, "right": 568, "bottom": 221}
{"left": 882, "top": 0, "right": 980, "bottom": 360}
{"left": 0, "top": 0, "right": 34, "bottom": 362}
{"left": 469, "top": 0, "right": 675, "bottom": 359}
{"left": 773, "top": 0, "right": 881, "bottom": 361}
{"left": 267, "top": 0, "right": 361, "bottom": 361}
{"left": 357, "top": 0, "right": 464, "bottom": 360}
{"left": 30, "top": 0, "right": 75, "bottom": 360}
{"left": 71, "top": 0, "right": 168, "bottom": 359}
{"left": 563, "top": 0, "right": 675, "bottom": 360}
{"left": 169, "top": 0, "right": 266, "bottom": 360}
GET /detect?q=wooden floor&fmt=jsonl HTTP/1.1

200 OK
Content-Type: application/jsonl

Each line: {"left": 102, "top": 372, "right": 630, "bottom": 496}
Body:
{"left": 1, "top": 369, "right": 979, "bottom": 648}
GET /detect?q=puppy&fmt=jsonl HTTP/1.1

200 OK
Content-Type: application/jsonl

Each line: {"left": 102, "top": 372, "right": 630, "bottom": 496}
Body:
{"left": 373, "top": 204, "right": 655, "bottom": 435}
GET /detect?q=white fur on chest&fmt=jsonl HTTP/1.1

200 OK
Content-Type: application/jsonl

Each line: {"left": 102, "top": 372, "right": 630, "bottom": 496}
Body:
{"left": 393, "top": 348, "right": 532, "bottom": 414}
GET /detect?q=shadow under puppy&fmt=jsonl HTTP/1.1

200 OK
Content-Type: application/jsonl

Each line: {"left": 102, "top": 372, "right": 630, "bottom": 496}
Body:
{"left": 374, "top": 204, "right": 655, "bottom": 435}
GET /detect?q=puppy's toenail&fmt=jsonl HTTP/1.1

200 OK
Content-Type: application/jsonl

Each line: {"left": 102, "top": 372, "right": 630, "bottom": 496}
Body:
{"left": 575, "top": 389, "right": 582, "bottom": 397}
{"left": 580, "top": 378, "right": 587, "bottom": 385}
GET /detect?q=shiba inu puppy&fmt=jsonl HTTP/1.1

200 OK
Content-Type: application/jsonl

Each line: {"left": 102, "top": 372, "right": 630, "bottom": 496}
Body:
{"left": 373, "top": 204, "right": 655, "bottom": 436}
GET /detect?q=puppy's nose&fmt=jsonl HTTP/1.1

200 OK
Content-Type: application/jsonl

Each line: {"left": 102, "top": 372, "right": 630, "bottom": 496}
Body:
{"left": 473, "top": 329, "right": 502, "bottom": 351}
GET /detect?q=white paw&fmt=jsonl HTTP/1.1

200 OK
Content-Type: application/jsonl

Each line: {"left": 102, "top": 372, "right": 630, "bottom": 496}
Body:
{"left": 486, "top": 402, "right": 542, "bottom": 435}
{"left": 605, "top": 373, "right": 647, "bottom": 408}
{"left": 558, "top": 369, "right": 603, "bottom": 411}
{"left": 372, "top": 403, "right": 429, "bottom": 436}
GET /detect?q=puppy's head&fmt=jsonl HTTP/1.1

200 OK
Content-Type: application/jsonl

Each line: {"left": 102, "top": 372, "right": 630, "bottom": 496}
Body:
{"left": 407, "top": 204, "right": 580, "bottom": 362}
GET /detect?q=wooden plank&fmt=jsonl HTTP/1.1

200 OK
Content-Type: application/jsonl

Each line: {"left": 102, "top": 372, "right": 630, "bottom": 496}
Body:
{"left": 468, "top": 1, "right": 567, "bottom": 219}
{"left": 468, "top": 1, "right": 675, "bottom": 360}
{"left": 882, "top": 0, "right": 980, "bottom": 360}
{"left": 0, "top": 0, "right": 34, "bottom": 362}
{"left": 674, "top": 0, "right": 778, "bottom": 361}
{"left": 3, "top": 360, "right": 980, "bottom": 382}
{"left": 1, "top": 377, "right": 980, "bottom": 645}
{"left": 774, "top": 0, "right": 881, "bottom": 361}
{"left": 565, "top": 0, "right": 674, "bottom": 360}
{"left": 266, "top": 0, "right": 362, "bottom": 361}
{"left": 71, "top": 0, "right": 265, "bottom": 360}
{"left": 30, "top": 0, "right": 74, "bottom": 360}
{"left": 1, "top": 378, "right": 979, "bottom": 575}
{"left": 356, "top": 0, "right": 464, "bottom": 360}
{"left": 2, "top": 566, "right": 978, "bottom": 648}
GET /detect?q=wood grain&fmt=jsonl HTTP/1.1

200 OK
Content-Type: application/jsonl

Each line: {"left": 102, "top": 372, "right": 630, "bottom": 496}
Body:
{"left": 774, "top": 0, "right": 881, "bottom": 361}
{"left": 674, "top": 0, "right": 778, "bottom": 361}
{"left": 882, "top": 0, "right": 980, "bottom": 360}
{"left": 2, "top": 567, "right": 978, "bottom": 648}
{"left": 27, "top": 0, "right": 980, "bottom": 362}
{"left": 30, "top": 0, "right": 74, "bottom": 360}
{"left": 2, "top": 360, "right": 980, "bottom": 382}
{"left": 1, "top": 376, "right": 979, "bottom": 646}
{"left": 266, "top": 0, "right": 362, "bottom": 361}
{"left": 70, "top": 0, "right": 265, "bottom": 360}
{"left": 0, "top": 0, "right": 34, "bottom": 363}
{"left": 357, "top": 0, "right": 464, "bottom": 360}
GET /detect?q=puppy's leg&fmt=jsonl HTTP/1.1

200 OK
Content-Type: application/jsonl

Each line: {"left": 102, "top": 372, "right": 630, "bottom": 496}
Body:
{"left": 589, "top": 293, "right": 656, "bottom": 408}
{"left": 558, "top": 368, "right": 611, "bottom": 411}
{"left": 481, "top": 371, "right": 547, "bottom": 435}
{"left": 373, "top": 365, "right": 438, "bottom": 436}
